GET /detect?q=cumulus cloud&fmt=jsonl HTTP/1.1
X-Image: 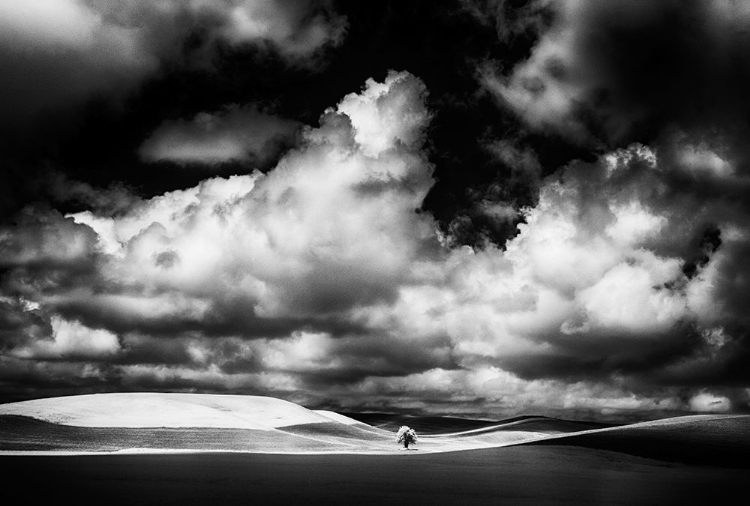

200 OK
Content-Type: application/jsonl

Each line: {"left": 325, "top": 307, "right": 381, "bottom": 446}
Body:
{"left": 53, "top": 72, "right": 435, "bottom": 331}
{"left": 455, "top": 144, "right": 744, "bottom": 368}
{"left": 139, "top": 106, "right": 301, "bottom": 167}
{"left": 2, "top": 68, "right": 750, "bottom": 418}
{"left": 343, "top": 139, "right": 750, "bottom": 416}
{"left": 1, "top": 71, "right": 436, "bottom": 341}
{"left": 0, "top": 0, "right": 346, "bottom": 122}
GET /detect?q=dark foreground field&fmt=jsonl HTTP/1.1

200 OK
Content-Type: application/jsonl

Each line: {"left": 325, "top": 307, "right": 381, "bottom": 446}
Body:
{"left": 2, "top": 394, "right": 748, "bottom": 505}
{"left": 1, "top": 446, "right": 745, "bottom": 506}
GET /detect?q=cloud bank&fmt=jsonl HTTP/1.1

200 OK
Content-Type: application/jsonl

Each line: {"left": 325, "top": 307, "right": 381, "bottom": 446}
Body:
{"left": 2, "top": 63, "right": 750, "bottom": 419}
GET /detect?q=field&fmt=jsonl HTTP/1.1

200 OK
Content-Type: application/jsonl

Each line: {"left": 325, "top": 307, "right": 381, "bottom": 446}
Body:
{"left": 1, "top": 393, "right": 748, "bottom": 505}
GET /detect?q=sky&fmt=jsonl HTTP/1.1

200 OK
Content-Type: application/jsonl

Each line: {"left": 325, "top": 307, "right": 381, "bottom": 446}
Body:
{"left": 1, "top": 0, "right": 750, "bottom": 422}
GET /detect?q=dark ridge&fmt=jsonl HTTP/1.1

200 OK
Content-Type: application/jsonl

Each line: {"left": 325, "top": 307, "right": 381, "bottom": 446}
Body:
{"left": 338, "top": 413, "right": 617, "bottom": 435}
{"left": 522, "top": 416, "right": 750, "bottom": 468}
{"left": 337, "top": 412, "right": 504, "bottom": 434}
{"left": 493, "top": 417, "right": 616, "bottom": 433}
{"left": 0, "top": 415, "right": 127, "bottom": 452}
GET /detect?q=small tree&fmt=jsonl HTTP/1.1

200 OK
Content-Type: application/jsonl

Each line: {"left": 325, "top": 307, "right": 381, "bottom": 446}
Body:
{"left": 396, "top": 425, "right": 418, "bottom": 449}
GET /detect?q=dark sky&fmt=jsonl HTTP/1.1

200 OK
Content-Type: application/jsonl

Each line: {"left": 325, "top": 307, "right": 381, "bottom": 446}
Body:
{"left": 1, "top": 0, "right": 749, "bottom": 421}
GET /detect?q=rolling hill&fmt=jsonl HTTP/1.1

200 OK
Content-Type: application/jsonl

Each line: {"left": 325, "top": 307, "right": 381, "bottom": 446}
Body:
{"left": 1, "top": 392, "right": 749, "bottom": 466}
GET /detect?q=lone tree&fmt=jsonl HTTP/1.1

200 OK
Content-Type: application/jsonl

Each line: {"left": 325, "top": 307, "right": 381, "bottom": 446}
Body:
{"left": 396, "top": 425, "right": 418, "bottom": 449}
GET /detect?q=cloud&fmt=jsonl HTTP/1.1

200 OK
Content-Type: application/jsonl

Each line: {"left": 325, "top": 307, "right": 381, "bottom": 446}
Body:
{"left": 12, "top": 316, "right": 120, "bottom": 361}
{"left": 42, "top": 173, "right": 140, "bottom": 216}
{"left": 483, "top": 0, "right": 750, "bottom": 145}
{"left": 459, "top": 0, "right": 552, "bottom": 44}
{"left": 0, "top": 207, "right": 99, "bottom": 269}
{"left": 689, "top": 391, "right": 732, "bottom": 413}
{"left": 353, "top": 140, "right": 750, "bottom": 397}
{"left": 138, "top": 106, "right": 301, "bottom": 167}
{"left": 335, "top": 366, "right": 687, "bottom": 420}
{"left": 2, "top": 71, "right": 436, "bottom": 337}
{"left": 0, "top": 0, "right": 346, "bottom": 123}
{"left": 216, "top": 0, "right": 347, "bottom": 55}
{"left": 2, "top": 69, "right": 750, "bottom": 418}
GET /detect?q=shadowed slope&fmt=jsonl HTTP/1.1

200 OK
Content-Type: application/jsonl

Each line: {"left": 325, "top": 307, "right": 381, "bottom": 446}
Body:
{"left": 341, "top": 413, "right": 614, "bottom": 435}
{"left": 339, "top": 412, "right": 506, "bottom": 433}
{"left": 0, "top": 415, "right": 365, "bottom": 453}
{"left": 521, "top": 414, "right": 750, "bottom": 467}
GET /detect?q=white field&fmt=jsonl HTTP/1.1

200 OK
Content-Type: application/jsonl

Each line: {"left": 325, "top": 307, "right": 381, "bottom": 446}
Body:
{"left": 312, "top": 410, "right": 362, "bottom": 425}
{"left": 0, "top": 392, "right": 360, "bottom": 429}
{"left": 1, "top": 393, "right": 748, "bottom": 456}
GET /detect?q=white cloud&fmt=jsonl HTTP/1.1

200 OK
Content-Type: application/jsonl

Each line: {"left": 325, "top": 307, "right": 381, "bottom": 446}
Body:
{"left": 219, "top": 0, "right": 346, "bottom": 55}
{"left": 97, "top": 133, "right": 750, "bottom": 410}
{"left": 576, "top": 255, "right": 686, "bottom": 334}
{"left": 13, "top": 316, "right": 120, "bottom": 360}
{"left": 337, "top": 74, "right": 430, "bottom": 156}
{"left": 64, "top": 71, "right": 435, "bottom": 324}
{"left": 0, "top": 0, "right": 101, "bottom": 50}
{"left": 139, "top": 106, "right": 301, "bottom": 166}
{"left": 689, "top": 391, "right": 732, "bottom": 413}
{"left": 352, "top": 142, "right": 748, "bottom": 381}
{"left": 605, "top": 202, "right": 667, "bottom": 247}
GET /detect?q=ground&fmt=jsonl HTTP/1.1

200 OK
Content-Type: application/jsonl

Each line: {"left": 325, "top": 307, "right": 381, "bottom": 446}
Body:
{"left": 0, "top": 393, "right": 748, "bottom": 505}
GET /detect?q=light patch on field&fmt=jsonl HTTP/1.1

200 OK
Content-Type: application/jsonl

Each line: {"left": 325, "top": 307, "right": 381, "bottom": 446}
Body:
{"left": 312, "top": 410, "right": 362, "bottom": 426}
{"left": 0, "top": 392, "right": 341, "bottom": 429}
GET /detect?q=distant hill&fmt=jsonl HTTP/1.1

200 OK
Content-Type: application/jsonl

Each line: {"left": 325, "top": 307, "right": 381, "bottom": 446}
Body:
{"left": 1, "top": 393, "right": 748, "bottom": 465}
{"left": 340, "top": 412, "right": 615, "bottom": 434}
{"left": 0, "top": 392, "right": 363, "bottom": 429}
{"left": 0, "top": 393, "right": 394, "bottom": 453}
{"left": 338, "top": 412, "right": 506, "bottom": 433}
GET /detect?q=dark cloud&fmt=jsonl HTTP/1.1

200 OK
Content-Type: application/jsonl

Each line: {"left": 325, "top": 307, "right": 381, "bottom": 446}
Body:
{"left": 0, "top": 0, "right": 346, "bottom": 125}
{"left": 0, "top": 207, "right": 99, "bottom": 271}
{"left": 0, "top": 297, "right": 50, "bottom": 352}
{"left": 487, "top": 0, "right": 750, "bottom": 150}
{"left": 459, "top": 0, "right": 553, "bottom": 43}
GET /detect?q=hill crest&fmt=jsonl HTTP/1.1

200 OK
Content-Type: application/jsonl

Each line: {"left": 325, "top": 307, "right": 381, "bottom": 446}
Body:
{"left": 0, "top": 392, "right": 362, "bottom": 430}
